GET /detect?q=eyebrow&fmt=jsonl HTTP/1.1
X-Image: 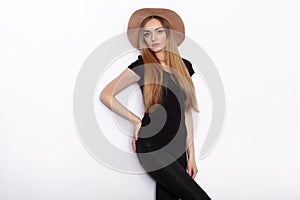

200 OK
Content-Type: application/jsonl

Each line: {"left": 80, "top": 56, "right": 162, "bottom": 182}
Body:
{"left": 143, "top": 27, "right": 164, "bottom": 32}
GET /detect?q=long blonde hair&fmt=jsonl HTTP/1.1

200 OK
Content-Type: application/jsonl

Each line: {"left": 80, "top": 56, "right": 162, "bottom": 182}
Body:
{"left": 138, "top": 16, "right": 199, "bottom": 113}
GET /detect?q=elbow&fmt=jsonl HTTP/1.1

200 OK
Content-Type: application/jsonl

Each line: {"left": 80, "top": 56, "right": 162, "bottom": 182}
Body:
{"left": 99, "top": 89, "right": 106, "bottom": 103}
{"left": 99, "top": 89, "right": 113, "bottom": 106}
{"left": 99, "top": 88, "right": 115, "bottom": 109}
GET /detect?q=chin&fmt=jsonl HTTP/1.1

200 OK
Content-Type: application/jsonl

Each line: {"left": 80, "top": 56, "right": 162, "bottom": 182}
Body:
{"left": 150, "top": 47, "right": 164, "bottom": 53}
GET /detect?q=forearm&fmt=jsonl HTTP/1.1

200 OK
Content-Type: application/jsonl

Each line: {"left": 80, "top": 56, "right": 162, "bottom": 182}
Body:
{"left": 185, "top": 108, "right": 195, "bottom": 160}
{"left": 100, "top": 94, "right": 141, "bottom": 125}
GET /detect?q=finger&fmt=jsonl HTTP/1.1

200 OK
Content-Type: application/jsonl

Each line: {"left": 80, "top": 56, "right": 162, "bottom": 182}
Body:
{"left": 192, "top": 169, "right": 198, "bottom": 179}
{"left": 135, "top": 138, "right": 138, "bottom": 152}
{"left": 188, "top": 168, "right": 192, "bottom": 176}
{"left": 133, "top": 142, "right": 136, "bottom": 152}
{"left": 132, "top": 138, "right": 137, "bottom": 152}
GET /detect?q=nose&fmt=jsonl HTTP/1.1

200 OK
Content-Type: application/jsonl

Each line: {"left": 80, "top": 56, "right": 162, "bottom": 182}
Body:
{"left": 151, "top": 32, "right": 157, "bottom": 41}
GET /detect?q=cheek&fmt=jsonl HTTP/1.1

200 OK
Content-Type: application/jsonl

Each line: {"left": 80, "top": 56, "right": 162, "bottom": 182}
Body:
{"left": 160, "top": 34, "right": 167, "bottom": 44}
{"left": 161, "top": 37, "right": 167, "bottom": 47}
{"left": 144, "top": 38, "right": 151, "bottom": 46}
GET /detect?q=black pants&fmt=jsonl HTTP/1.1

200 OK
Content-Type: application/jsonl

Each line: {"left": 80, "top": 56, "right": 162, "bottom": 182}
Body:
{"left": 136, "top": 137, "right": 211, "bottom": 200}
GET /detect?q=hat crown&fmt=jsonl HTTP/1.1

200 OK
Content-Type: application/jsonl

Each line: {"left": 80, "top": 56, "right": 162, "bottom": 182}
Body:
{"left": 127, "top": 8, "right": 185, "bottom": 49}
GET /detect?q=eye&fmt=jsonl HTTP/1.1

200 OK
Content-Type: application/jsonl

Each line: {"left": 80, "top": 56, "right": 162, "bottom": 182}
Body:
{"left": 157, "top": 29, "right": 164, "bottom": 34}
{"left": 143, "top": 32, "right": 151, "bottom": 37}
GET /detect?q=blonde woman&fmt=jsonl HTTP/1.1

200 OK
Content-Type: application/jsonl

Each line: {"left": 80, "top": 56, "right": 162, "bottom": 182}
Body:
{"left": 100, "top": 8, "right": 211, "bottom": 200}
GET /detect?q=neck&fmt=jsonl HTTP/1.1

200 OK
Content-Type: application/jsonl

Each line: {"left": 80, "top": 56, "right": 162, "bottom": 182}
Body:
{"left": 155, "top": 50, "right": 165, "bottom": 62}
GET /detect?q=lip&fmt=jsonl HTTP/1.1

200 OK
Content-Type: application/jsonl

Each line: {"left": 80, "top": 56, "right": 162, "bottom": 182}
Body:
{"left": 152, "top": 43, "right": 160, "bottom": 47}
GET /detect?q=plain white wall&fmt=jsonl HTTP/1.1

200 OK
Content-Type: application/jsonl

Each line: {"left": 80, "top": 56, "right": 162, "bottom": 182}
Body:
{"left": 0, "top": 0, "right": 300, "bottom": 199}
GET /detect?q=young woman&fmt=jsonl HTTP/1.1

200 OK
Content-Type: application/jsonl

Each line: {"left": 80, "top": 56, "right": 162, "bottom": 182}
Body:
{"left": 100, "top": 8, "right": 211, "bottom": 200}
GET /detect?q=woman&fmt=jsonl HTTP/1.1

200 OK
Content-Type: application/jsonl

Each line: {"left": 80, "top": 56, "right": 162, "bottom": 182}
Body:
{"left": 100, "top": 8, "right": 211, "bottom": 200}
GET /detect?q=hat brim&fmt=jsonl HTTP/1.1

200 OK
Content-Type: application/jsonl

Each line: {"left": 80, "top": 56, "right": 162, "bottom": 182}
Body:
{"left": 127, "top": 8, "right": 185, "bottom": 49}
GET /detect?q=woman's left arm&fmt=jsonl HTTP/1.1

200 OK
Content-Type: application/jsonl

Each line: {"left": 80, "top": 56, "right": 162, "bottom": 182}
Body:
{"left": 185, "top": 107, "right": 198, "bottom": 179}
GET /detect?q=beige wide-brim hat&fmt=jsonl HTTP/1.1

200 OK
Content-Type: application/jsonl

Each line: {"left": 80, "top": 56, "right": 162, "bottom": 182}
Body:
{"left": 127, "top": 8, "right": 185, "bottom": 49}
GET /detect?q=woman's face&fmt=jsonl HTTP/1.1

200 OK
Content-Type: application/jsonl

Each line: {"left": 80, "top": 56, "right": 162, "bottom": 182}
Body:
{"left": 143, "top": 18, "right": 167, "bottom": 53}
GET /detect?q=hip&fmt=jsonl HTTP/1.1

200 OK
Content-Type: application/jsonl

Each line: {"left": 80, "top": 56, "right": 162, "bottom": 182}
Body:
{"left": 136, "top": 129, "right": 187, "bottom": 154}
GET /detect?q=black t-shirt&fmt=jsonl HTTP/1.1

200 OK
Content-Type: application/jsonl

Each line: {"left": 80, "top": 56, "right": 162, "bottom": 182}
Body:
{"left": 128, "top": 55, "right": 195, "bottom": 142}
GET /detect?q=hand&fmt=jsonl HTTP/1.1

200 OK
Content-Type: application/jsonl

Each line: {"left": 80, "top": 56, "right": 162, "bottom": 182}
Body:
{"left": 187, "top": 158, "right": 198, "bottom": 179}
{"left": 132, "top": 118, "right": 142, "bottom": 153}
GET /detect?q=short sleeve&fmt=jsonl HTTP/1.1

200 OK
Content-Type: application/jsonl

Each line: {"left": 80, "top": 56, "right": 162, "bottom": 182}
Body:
{"left": 127, "top": 55, "right": 144, "bottom": 86}
{"left": 182, "top": 58, "right": 195, "bottom": 77}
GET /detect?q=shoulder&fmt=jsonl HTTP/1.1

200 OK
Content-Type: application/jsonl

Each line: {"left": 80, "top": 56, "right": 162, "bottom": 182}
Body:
{"left": 182, "top": 57, "right": 195, "bottom": 76}
{"left": 127, "top": 55, "right": 144, "bottom": 81}
{"left": 128, "top": 55, "right": 144, "bottom": 70}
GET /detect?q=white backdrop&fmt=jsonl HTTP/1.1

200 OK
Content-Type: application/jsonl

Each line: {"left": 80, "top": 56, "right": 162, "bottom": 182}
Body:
{"left": 1, "top": 0, "right": 299, "bottom": 199}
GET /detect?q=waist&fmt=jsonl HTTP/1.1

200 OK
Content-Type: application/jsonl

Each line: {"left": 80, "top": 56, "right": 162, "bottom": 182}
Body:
{"left": 138, "top": 126, "right": 187, "bottom": 140}
{"left": 141, "top": 114, "right": 184, "bottom": 130}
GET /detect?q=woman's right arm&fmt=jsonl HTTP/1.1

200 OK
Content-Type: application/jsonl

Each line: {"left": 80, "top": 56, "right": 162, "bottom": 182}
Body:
{"left": 99, "top": 68, "right": 142, "bottom": 152}
{"left": 99, "top": 68, "right": 141, "bottom": 125}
